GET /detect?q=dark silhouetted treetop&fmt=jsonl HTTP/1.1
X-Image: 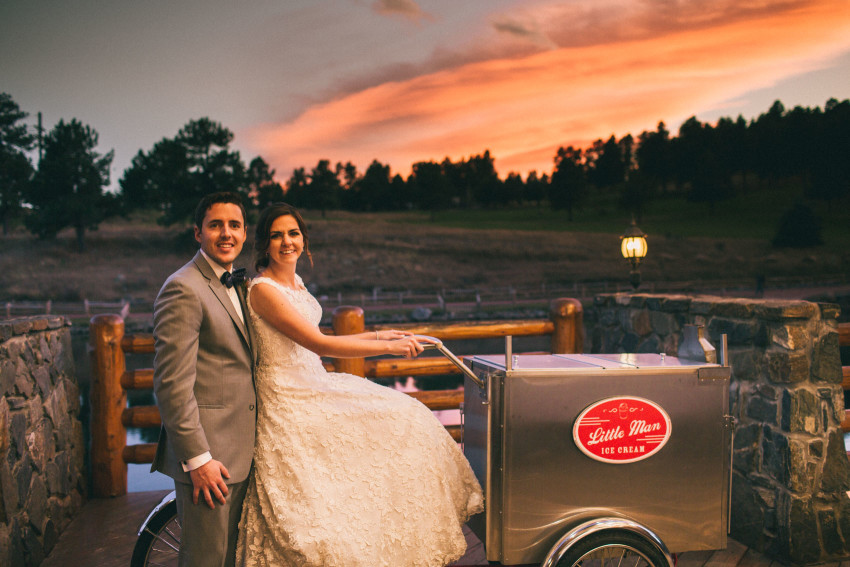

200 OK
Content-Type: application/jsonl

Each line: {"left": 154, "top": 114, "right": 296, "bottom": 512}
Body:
{"left": 549, "top": 145, "right": 587, "bottom": 220}
{"left": 0, "top": 92, "right": 36, "bottom": 235}
{"left": 118, "top": 117, "right": 248, "bottom": 226}
{"left": 246, "top": 156, "right": 284, "bottom": 211}
{"left": 25, "top": 118, "right": 115, "bottom": 251}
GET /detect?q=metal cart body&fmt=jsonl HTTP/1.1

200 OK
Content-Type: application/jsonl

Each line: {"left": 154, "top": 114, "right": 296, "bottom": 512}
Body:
{"left": 461, "top": 352, "right": 733, "bottom": 566}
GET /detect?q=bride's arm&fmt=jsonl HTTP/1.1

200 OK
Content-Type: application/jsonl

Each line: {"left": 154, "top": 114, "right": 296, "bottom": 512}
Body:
{"left": 348, "top": 330, "right": 413, "bottom": 341}
{"left": 250, "top": 282, "right": 426, "bottom": 359}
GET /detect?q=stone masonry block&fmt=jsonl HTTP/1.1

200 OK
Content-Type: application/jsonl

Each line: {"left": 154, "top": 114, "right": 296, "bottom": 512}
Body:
{"left": 637, "top": 335, "right": 661, "bottom": 353}
{"left": 730, "top": 472, "right": 769, "bottom": 549}
{"left": 839, "top": 497, "right": 850, "bottom": 556}
{"left": 788, "top": 496, "right": 821, "bottom": 564}
{"left": 767, "top": 350, "right": 810, "bottom": 384}
{"left": 11, "top": 319, "right": 33, "bottom": 335}
{"left": 710, "top": 299, "right": 755, "bottom": 319}
{"left": 821, "top": 430, "right": 850, "bottom": 493}
{"left": 690, "top": 299, "right": 713, "bottom": 315}
{"left": 648, "top": 310, "right": 676, "bottom": 335}
{"left": 819, "top": 302, "right": 841, "bottom": 321}
{"left": 33, "top": 366, "right": 51, "bottom": 397}
{"left": 748, "top": 395, "right": 778, "bottom": 425}
{"left": 788, "top": 439, "right": 813, "bottom": 493}
{"left": 647, "top": 295, "right": 692, "bottom": 312}
{"left": 660, "top": 334, "right": 678, "bottom": 356}
{"left": 601, "top": 329, "right": 623, "bottom": 353}
{"left": 709, "top": 318, "right": 759, "bottom": 346}
{"left": 762, "top": 426, "right": 790, "bottom": 485}
{"left": 812, "top": 330, "right": 841, "bottom": 383}
{"left": 598, "top": 309, "right": 617, "bottom": 326}
{"left": 730, "top": 349, "right": 759, "bottom": 381}
{"left": 810, "top": 438, "right": 824, "bottom": 459}
{"left": 770, "top": 324, "right": 809, "bottom": 351}
{"left": 38, "top": 335, "right": 51, "bottom": 364}
{"left": 631, "top": 309, "right": 652, "bottom": 336}
{"left": 621, "top": 332, "right": 639, "bottom": 352}
{"left": 755, "top": 300, "right": 818, "bottom": 321}
{"left": 819, "top": 506, "right": 847, "bottom": 556}
{"left": 2, "top": 336, "right": 25, "bottom": 359}
{"left": 781, "top": 388, "right": 819, "bottom": 434}
{"left": 1, "top": 360, "right": 15, "bottom": 396}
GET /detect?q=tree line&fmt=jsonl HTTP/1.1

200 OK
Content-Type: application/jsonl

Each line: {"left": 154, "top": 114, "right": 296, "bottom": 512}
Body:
{"left": 1, "top": 91, "right": 848, "bottom": 251}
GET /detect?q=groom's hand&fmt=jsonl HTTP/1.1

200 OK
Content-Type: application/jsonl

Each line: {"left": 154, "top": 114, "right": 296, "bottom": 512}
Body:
{"left": 190, "top": 459, "right": 231, "bottom": 509}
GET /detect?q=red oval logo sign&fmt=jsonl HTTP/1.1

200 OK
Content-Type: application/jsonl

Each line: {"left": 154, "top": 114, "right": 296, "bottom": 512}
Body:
{"left": 573, "top": 396, "right": 672, "bottom": 464}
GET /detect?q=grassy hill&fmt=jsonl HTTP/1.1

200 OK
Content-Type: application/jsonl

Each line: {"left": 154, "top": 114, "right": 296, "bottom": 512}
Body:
{"left": 2, "top": 185, "right": 847, "bottom": 303}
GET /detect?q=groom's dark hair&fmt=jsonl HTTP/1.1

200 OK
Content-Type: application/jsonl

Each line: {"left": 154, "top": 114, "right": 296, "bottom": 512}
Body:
{"left": 194, "top": 192, "right": 247, "bottom": 229}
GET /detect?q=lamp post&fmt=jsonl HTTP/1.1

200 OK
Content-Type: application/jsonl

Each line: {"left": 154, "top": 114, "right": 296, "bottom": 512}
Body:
{"left": 620, "top": 219, "right": 648, "bottom": 289}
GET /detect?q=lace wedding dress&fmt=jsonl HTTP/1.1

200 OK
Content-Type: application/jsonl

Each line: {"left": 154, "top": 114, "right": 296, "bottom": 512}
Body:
{"left": 236, "top": 276, "right": 484, "bottom": 567}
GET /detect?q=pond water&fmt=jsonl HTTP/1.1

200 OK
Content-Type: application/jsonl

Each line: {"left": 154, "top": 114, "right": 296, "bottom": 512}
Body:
{"left": 127, "top": 429, "right": 172, "bottom": 492}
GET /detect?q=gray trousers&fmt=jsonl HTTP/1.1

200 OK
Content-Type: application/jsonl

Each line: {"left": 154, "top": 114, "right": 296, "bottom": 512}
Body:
{"left": 174, "top": 477, "right": 249, "bottom": 567}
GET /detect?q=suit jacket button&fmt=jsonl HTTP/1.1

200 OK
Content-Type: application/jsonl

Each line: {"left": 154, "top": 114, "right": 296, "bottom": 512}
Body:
{"left": 249, "top": 404, "right": 255, "bottom": 411}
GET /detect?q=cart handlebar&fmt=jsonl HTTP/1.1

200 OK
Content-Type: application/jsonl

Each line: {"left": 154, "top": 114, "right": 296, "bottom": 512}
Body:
{"left": 414, "top": 335, "right": 486, "bottom": 389}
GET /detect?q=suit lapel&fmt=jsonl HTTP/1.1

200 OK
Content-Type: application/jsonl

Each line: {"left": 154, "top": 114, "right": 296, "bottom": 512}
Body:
{"left": 235, "top": 283, "right": 257, "bottom": 365}
{"left": 193, "top": 252, "right": 252, "bottom": 350}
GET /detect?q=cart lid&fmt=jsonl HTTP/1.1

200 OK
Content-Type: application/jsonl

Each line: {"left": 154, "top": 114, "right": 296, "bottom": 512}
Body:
{"left": 470, "top": 353, "right": 715, "bottom": 371}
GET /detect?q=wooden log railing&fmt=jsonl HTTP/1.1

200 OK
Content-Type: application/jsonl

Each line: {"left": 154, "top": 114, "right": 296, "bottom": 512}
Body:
{"left": 837, "top": 322, "right": 850, "bottom": 435}
{"left": 90, "top": 297, "right": 583, "bottom": 497}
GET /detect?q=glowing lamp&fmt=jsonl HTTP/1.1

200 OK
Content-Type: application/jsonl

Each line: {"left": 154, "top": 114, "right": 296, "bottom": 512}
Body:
{"left": 620, "top": 220, "right": 648, "bottom": 289}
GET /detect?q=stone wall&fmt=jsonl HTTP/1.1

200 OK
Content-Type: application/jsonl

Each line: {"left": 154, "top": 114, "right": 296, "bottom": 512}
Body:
{"left": 0, "top": 316, "right": 85, "bottom": 567}
{"left": 585, "top": 293, "right": 849, "bottom": 564}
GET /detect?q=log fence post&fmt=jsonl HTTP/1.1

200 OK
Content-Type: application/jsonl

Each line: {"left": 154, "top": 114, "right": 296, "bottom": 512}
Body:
{"left": 549, "top": 298, "right": 584, "bottom": 354}
{"left": 89, "top": 314, "right": 128, "bottom": 497}
{"left": 332, "top": 306, "right": 366, "bottom": 377}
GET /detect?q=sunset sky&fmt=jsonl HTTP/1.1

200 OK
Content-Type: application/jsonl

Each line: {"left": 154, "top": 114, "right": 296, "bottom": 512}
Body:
{"left": 3, "top": 0, "right": 850, "bottom": 188}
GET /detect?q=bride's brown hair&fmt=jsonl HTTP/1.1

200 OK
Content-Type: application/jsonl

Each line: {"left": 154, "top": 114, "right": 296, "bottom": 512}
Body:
{"left": 253, "top": 203, "right": 312, "bottom": 272}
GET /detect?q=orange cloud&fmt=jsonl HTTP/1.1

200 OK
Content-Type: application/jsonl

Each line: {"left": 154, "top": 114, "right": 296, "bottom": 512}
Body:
{"left": 244, "top": 0, "right": 850, "bottom": 179}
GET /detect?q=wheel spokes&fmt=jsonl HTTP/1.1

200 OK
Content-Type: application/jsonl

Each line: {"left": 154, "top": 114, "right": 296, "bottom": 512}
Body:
{"left": 145, "top": 519, "right": 181, "bottom": 566}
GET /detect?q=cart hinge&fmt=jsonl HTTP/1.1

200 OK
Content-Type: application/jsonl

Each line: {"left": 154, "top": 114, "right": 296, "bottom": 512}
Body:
{"left": 723, "top": 414, "right": 736, "bottom": 432}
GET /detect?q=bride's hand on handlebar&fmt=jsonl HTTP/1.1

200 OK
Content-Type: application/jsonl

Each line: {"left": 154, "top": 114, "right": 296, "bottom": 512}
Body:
{"left": 389, "top": 335, "right": 437, "bottom": 358}
{"left": 376, "top": 329, "right": 413, "bottom": 340}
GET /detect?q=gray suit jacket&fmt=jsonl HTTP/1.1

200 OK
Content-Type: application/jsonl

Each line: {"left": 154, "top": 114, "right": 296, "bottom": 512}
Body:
{"left": 151, "top": 251, "right": 256, "bottom": 484}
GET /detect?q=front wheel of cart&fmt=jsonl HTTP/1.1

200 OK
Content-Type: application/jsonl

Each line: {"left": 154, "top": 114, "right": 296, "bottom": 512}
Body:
{"left": 131, "top": 499, "right": 180, "bottom": 567}
{"left": 554, "top": 531, "right": 669, "bottom": 567}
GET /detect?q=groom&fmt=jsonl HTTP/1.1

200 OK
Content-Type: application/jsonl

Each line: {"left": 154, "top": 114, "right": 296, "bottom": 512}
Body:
{"left": 151, "top": 191, "right": 256, "bottom": 566}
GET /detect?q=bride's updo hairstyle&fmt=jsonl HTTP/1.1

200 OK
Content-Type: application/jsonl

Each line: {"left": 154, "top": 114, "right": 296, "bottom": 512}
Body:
{"left": 254, "top": 202, "right": 312, "bottom": 272}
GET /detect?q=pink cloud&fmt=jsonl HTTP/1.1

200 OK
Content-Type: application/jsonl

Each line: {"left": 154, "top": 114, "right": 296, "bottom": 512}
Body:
{"left": 372, "top": 0, "right": 432, "bottom": 22}
{"left": 244, "top": 0, "right": 850, "bottom": 179}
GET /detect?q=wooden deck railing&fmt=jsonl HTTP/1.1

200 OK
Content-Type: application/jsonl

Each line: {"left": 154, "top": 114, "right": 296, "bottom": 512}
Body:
{"left": 89, "top": 298, "right": 583, "bottom": 497}
{"left": 838, "top": 323, "right": 850, "bottom": 435}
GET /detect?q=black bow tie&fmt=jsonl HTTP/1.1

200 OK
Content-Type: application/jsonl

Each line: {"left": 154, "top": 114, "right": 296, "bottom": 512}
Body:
{"left": 220, "top": 268, "right": 247, "bottom": 288}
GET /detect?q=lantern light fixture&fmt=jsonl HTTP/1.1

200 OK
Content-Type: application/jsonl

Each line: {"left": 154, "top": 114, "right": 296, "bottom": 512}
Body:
{"left": 620, "top": 219, "right": 648, "bottom": 289}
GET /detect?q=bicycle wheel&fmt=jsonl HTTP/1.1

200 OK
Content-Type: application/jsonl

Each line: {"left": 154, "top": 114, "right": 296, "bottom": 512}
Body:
{"left": 131, "top": 499, "right": 180, "bottom": 567}
{"left": 555, "top": 531, "right": 668, "bottom": 567}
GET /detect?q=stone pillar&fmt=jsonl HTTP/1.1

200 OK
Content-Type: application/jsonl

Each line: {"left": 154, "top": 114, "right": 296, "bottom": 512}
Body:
{"left": 0, "top": 316, "right": 85, "bottom": 567}
{"left": 585, "top": 294, "right": 849, "bottom": 564}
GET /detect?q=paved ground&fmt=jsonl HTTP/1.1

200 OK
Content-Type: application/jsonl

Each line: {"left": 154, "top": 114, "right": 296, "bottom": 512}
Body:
{"left": 41, "top": 490, "right": 789, "bottom": 567}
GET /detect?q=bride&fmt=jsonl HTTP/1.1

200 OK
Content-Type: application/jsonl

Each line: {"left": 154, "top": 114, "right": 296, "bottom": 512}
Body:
{"left": 236, "top": 203, "right": 484, "bottom": 567}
